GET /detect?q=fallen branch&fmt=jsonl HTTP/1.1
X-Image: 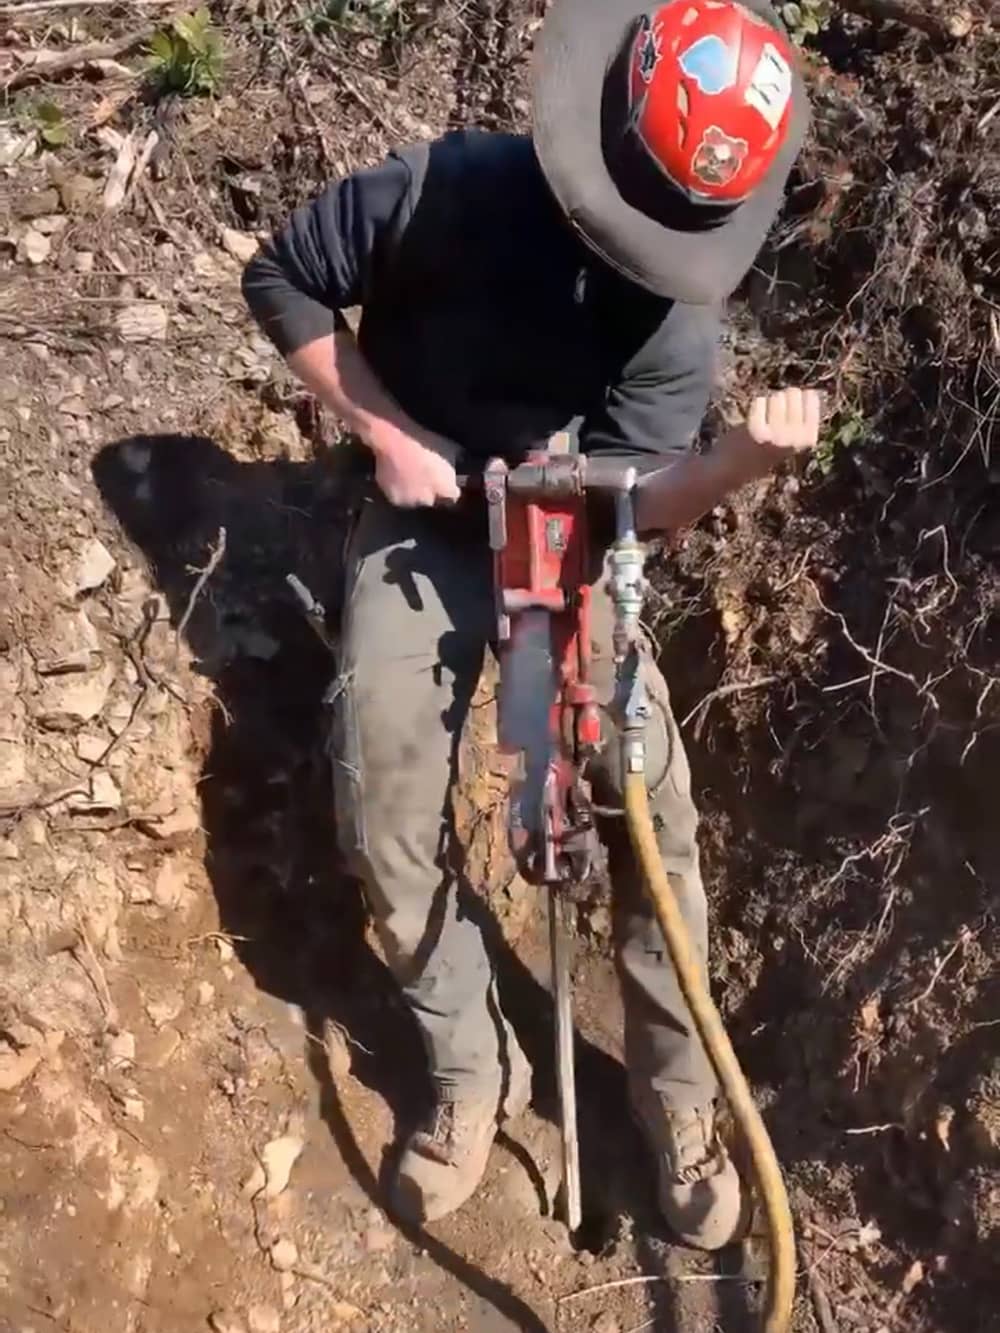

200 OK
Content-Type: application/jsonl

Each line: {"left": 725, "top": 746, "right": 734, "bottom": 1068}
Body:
{"left": 837, "top": 0, "right": 960, "bottom": 40}
{"left": 4, "top": 23, "right": 158, "bottom": 91}
{"left": 2, "top": 0, "right": 175, "bottom": 11}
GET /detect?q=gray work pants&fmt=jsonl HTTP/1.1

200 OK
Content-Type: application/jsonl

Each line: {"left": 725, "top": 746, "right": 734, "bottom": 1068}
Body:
{"left": 328, "top": 492, "right": 716, "bottom": 1111}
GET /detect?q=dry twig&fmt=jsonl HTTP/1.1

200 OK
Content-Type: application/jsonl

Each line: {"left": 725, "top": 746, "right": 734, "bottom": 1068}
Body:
{"left": 176, "top": 526, "right": 227, "bottom": 644}
{"left": 2, "top": 0, "right": 174, "bottom": 11}
{"left": 557, "top": 1275, "right": 667, "bottom": 1304}
{"left": 681, "top": 675, "right": 779, "bottom": 738}
{"left": 5, "top": 24, "right": 161, "bottom": 90}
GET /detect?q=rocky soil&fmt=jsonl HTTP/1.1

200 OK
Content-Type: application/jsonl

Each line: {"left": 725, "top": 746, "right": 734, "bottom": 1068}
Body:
{"left": 2, "top": 2, "right": 999, "bottom": 1333}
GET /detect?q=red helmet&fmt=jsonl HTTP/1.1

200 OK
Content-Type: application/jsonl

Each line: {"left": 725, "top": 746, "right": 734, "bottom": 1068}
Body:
{"left": 628, "top": 0, "right": 795, "bottom": 204}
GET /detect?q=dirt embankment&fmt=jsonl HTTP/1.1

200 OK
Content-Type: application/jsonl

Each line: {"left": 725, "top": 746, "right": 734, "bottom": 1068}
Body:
{"left": 2, "top": 3, "right": 999, "bottom": 1332}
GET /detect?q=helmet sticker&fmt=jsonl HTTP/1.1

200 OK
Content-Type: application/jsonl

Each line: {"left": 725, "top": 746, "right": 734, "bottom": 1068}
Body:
{"left": 744, "top": 43, "right": 792, "bottom": 131}
{"left": 678, "top": 34, "right": 739, "bottom": 95}
{"left": 691, "top": 125, "right": 749, "bottom": 189}
{"left": 635, "top": 15, "right": 663, "bottom": 84}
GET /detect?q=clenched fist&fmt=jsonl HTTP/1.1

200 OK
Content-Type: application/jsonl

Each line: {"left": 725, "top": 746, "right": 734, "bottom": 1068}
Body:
{"left": 745, "top": 388, "right": 823, "bottom": 457}
{"left": 372, "top": 427, "right": 462, "bottom": 508}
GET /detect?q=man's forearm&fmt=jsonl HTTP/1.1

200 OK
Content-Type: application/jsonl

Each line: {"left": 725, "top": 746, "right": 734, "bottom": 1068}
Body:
{"left": 288, "top": 330, "right": 424, "bottom": 456}
{"left": 635, "top": 426, "right": 775, "bottom": 535}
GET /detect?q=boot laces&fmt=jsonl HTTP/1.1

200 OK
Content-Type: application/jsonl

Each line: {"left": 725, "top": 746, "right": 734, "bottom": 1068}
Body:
{"left": 667, "top": 1106, "right": 725, "bottom": 1186}
{"left": 412, "top": 1094, "right": 492, "bottom": 1166}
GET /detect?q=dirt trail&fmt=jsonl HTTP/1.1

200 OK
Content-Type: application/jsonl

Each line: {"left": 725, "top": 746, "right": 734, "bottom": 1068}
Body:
{"left": 3, "top": 2, "right": 1000, "bottom": 1332}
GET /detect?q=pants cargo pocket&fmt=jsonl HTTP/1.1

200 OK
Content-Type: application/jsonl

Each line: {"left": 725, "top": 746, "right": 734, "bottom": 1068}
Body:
{"left": 325, "top": 670, "right": 368, "bottom": 859}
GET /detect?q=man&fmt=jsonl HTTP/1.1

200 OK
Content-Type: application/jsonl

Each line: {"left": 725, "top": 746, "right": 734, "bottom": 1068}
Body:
{"left": 244, "top": 0, "right": 820, "bottom": 1249}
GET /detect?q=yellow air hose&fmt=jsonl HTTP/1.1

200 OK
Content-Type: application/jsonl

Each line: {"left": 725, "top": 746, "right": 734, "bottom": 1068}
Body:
{"left": 623, "top": 770, "right": 795, "bottom": 1333}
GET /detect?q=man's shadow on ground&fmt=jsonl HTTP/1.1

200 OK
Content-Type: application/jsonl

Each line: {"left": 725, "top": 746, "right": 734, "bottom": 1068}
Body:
{"left": 93, "top": 433, "right": 740, "bottom": 1333}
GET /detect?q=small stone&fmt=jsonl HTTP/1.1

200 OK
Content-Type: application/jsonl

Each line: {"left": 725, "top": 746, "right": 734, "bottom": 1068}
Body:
{"left": 220, "top": 227, "right": 259, "bottom": 263}
{"left": 145, "top": 991, "right": 183, "bottom": 1028}
{"left": 947, "top": 7, "right": 974, "bottom": 36}
{"left": 106, "top": 1030, "right": 136, "bottom": 1065}
{"left": 121, "top": 1094, "right": 145, "bottom": 1122}
{"left": 0, "top": 838, "right": 20, "bottom": 860}
{"left": 136, "top": 803, "right": 200, "bottom": 840}
{"left": 214, "top": 936, "right": 234, "bottom": 963}
{"left": 247, "top": 1304, "right": 281, "bottom": 1333}
{"left": 116, "top": 302, "right": 168, "bottom": 343}
{"left": 18, "top": 228, "right": 51, "bottom": 265}
{"left": 59, "top": 396, "right": 88, "bottom": 418}
{"left": 270, "top": 1238, "right": 298, "bottom": 1272}
{"left": 74, "top": 250, "right": 95, "bottom": 274}
{"left": 74, "top": 538, "right": 116, "bottom": 593}
{"left": 101, "top": 393, "right": 125, "bottom": 411}
{"left": 66, "top": 770, "right": 121, "bottom": 813}
{"left": 76, "top": 733, "right": 109, "bottom": 763}
{"left": 902, "top": 1260, "right": 925, "bottom": 1295}
{"left": 36, "top": 661, "right": 114, "bottom": 728}
{"left": 18, "top": 188, "right": 61, "bottom": 220}
{"left": 196, "top": 981, "right": 215, "bottom": 1007}
{"left": 152, "top": 860, "right": 188, "bottom": 909}
{"left": 261, "top": 1134, "right": 304, "bottom": 1198}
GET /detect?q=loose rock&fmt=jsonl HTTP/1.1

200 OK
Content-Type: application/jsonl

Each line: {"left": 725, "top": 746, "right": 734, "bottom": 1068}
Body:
{"left": 74, "top": 538, "right": 116, "bottom": 594}
{"left": 144, "top": 991, "right": 183, "bottom": 1028}
{"left": 66, "top": 770, "right": 121, "bottom": 814}
{"left": 116, "top": 303, "right": 169, "bottom": 343}
{"left": 220, "top": 227, "right": 260, "bottom": 263}
{"left": 261, "top": 1134, "right": 304, "bottom": 1198}
{"left": 18, "top": 188, "right": 61, "bottom": 220}
{"left": 106, "top": 1030, "right": 135, "bottom": 1066}
{"left": 18, "top": 228, "right": 51, "bottom": 265}
{"left": 152, "top": 860, "right": 188, "bottom": 909}
{"left": 270, "top": 1238, "right": 298, "bottom": 1272}
{"left": 35, "top": 661, "right": 114, "bottom": 727}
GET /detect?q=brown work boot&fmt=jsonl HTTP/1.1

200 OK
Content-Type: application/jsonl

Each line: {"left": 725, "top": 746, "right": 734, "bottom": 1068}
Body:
{"left": 631, "top": 1081, "right": 748, "bottom": 1250}
{"left": 392, "top": 1040, "right": 532, "bottom": 1224}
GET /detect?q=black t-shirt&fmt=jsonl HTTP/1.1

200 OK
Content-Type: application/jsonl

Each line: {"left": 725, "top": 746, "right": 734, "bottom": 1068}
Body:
{"left": 243, "top": 130, "right": 720, "bottom": 466}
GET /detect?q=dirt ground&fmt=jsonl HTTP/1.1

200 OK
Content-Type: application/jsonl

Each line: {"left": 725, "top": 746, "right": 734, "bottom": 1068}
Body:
{"left": 2, "top": 2, "right": 999, "bottom": 1332}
